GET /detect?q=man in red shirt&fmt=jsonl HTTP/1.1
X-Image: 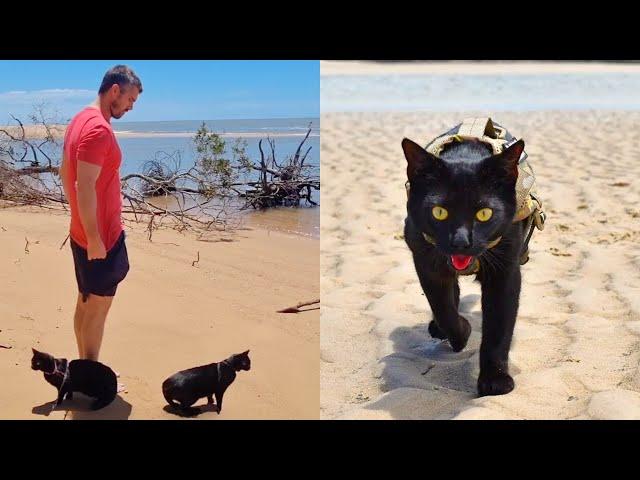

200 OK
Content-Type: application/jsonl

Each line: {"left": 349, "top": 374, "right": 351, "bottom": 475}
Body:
{"left": 59, "top": 65, "right": 142, "bottom": 362}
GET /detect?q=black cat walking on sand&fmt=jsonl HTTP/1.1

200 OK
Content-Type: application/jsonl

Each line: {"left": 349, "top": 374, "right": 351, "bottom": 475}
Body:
{"left": 402, "top": 118, "right": 545, "bottom": 397}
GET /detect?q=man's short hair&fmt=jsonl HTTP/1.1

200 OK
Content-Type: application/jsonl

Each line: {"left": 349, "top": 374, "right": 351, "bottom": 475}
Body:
{"left": 98, "top": 65, "right": 143, "bottom": 95}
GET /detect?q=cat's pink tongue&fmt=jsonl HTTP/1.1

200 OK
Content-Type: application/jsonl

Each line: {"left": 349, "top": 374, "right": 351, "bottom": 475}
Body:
{"left": 451, "top": 255, "right": 473, "bottom": 270}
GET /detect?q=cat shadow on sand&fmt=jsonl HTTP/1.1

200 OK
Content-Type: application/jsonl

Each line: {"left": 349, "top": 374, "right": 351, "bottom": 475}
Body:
{"left": 381, "top": 294, "right": 482, "bottom": 393}
{"left": 366, "top": 293, "right": 522, "bottom": 418}
{"left": 32, "top": 394, "right": 132, "bottom": 420}
{"left": 162, "top": 403, "right": 219, "bottom": 418}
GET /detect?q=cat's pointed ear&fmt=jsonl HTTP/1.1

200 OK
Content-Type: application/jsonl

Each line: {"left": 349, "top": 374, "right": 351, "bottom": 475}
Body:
{"left": 402, "top": 138, "right": 442, "bottom": 182}
{"left": 243, "top": 350, "right": 250, "bottom": 355}
{"left": 483, "top": 139, "right": 524, "bottom": 183}
{"left": 32, "top": 347, "right": 38, "bottom": 354}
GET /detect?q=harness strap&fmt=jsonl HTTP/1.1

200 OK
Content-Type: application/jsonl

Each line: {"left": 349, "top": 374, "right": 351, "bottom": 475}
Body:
{"left": 519, "top": 193, "right": 546, "bottom": 265}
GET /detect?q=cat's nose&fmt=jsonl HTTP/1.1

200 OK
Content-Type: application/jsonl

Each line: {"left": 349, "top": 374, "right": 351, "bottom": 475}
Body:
{"left": 450, "top": 228, "right": 471, "bottom": 250}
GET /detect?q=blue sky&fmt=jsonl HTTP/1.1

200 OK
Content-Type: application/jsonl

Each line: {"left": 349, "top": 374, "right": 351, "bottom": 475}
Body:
{"left": 0, "top": 60, "right": 319, "bottom": 123}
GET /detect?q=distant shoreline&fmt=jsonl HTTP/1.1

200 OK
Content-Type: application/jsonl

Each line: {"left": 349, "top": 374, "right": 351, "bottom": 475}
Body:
{"left": 0, "top": 124, "right": 319, "bottom": 140}
{"left": 321, "top": 60, "right": 640, "bottom": 76}
{"left": 114, "top": 131, "right": 320, "bottom": 138}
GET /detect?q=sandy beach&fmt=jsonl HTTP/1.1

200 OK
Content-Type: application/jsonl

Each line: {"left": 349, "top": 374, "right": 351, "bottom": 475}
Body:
{"left": 320, "top": 63, "right": 640, "bottom": 419}
{"left": 0, "top": 206, "right": 319, "bottom": 419}
{"left": 0, "top": 124, "right": 66, "bottom": 139}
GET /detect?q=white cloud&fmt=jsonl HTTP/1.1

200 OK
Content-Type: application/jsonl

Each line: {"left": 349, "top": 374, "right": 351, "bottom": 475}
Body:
{"left": 0, "top": 88, "right": 95, "bottom": 104}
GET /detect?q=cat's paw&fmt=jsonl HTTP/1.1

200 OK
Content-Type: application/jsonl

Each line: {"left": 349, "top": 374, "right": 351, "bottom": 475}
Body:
{"left": 477, "top": 371, "right": 514, "bottom": 397}
{"left": 448, "top": 316, "right": 472, "bottom": 352}
{"left": 428, "top": 320, "right": 447, "bottom": 340}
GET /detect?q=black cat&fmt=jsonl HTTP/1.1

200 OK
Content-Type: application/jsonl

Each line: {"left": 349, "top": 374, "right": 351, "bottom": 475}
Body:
{"left": 402, "top": 133, "right": 529, "bottom": 397}
{"left": 162, "top": 350, "right": 251, "bottom": 414}
{"left": 31, "top": 348, "right": 117, "bottom": 411}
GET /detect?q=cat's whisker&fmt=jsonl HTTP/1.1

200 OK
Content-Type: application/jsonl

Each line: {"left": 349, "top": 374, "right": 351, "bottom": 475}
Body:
{"left": 484, "top": 248, "right": 507, "bottom": 274}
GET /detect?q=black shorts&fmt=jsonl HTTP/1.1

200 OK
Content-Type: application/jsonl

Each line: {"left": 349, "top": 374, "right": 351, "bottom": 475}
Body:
{"left": 70, "top": 231, "right": 130, "bottom": 302}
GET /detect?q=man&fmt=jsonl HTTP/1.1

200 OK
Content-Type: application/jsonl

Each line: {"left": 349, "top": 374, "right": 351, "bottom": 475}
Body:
{"left": 59, "top": 65, "right": 142, "bottom": 363}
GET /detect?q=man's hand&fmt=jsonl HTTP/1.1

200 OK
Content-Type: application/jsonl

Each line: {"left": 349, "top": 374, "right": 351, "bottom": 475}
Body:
{"left": 87, "top": 236, "right": 107, "bottom": 260}
{"left": 76, "top": 160, "right": 103, "bottom": 254}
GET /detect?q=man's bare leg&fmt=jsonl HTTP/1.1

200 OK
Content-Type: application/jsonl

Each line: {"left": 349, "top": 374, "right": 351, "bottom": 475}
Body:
{"left": 80, "top": 294, "right": 125, "bottom": 392}
{"left": 73, "top": 293, "right": 87, "bottom": 358}
{"left": 81, "top": 294, "right": 113, "bottom": 361}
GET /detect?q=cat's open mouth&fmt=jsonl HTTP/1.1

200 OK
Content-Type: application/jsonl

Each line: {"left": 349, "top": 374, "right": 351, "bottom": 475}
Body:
{"left": 450, "top": 255, "right": 474, "bottom": 271}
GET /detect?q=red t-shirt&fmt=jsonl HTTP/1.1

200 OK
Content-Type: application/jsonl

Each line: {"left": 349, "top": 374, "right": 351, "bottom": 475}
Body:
{"left": 63, "top": 107, "right": 123, "bottom": 251}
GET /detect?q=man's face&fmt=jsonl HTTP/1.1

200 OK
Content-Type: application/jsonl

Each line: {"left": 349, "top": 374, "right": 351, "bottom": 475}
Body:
{"left": 109, "top": 84, "right": 140, "bottom": 119}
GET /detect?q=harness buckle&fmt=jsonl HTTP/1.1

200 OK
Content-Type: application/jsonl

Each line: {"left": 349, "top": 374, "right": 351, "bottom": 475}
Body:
{"left": 535, "top": 209, "right": 546, "bottom": 231}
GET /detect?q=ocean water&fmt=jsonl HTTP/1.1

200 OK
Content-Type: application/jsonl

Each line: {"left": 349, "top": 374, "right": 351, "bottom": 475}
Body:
{"left": 321, "top": 73, "right": 640, "bottom": 112}
{"left": 115, "top": 117, "right": 320, "bottom": 135}
{"left": 112, "top": 117, "right": 320, "bottom": 238}
{"left": 112, "top": 117, "right": 319, "bottom": 174}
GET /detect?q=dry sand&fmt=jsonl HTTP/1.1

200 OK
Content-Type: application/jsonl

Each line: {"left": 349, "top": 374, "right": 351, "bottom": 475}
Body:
{"left": 320, "top": 109, "right": 640, "bottom": 419}
{"left": 0, "top": 124, "right": 66, "bottom": 139}
{"left": 0, "top": 206, "right": 319, "bottom": 419}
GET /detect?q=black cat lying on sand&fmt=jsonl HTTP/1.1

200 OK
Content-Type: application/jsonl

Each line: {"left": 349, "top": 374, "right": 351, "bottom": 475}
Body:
{"left": 162, "top": 350, "right": 251, "bottom": 414}
{"left": 402, "top": 118, "right": 545, "bottom": 397}
{"left": 31, "top": 348, "right": 117, "bottom": 411}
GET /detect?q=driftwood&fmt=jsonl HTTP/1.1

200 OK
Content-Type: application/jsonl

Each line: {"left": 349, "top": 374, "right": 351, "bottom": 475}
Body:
{"left": 240, "top": 125, "right": 319, "bottom": 209}
{"left": 1, "top": 112, "right": 320, "bottom": 240}
{"left": 0, "top": 109, "right": 60, "bottom": 172}
{"left": 59, "top": 233, "right": 70, "bottom": 250}
{"left": 277, "top": 299, "right": 320, "bottom": 313}
{"left": 0, "top": 106, "right": 67, "bottom": 209}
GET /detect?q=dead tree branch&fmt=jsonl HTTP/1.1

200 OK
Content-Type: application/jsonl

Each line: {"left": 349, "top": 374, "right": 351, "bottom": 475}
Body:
{"left": 240, "top": 124, "right": 319, "bottom": 209}
{"left": 277, "top": 298, "right": 320, "bottom": 313}
{"left": 1, "top": 112, "right": 320, "bottom": 240}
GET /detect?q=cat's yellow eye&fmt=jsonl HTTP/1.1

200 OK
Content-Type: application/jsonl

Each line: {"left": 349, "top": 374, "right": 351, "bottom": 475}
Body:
{"left": 432, "top": 206, "right": 448, "bottom": 221}
{"left": 476, "top": 208, "right": 493, "bottom": 222}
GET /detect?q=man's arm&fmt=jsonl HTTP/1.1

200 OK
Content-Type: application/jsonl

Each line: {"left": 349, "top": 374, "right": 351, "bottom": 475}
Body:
{"left": 76, "top": 160, "right": 106, "bottom": 260}
{"left": 59, "top": 153, "right": 71, "bottom": 203}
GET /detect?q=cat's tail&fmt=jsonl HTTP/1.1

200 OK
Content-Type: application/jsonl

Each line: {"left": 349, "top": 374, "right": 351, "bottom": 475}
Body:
{"left": 91, "top": 393, "right": 116, "bottom": 411}
{"left": 162, "top": 379, "right": 182, "bottom": 407}
{"left": 92, "top": 378, "right": 118, "bottom": 411}
{"left": 162, "top": 389, "right": 181, "bottom": 407}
